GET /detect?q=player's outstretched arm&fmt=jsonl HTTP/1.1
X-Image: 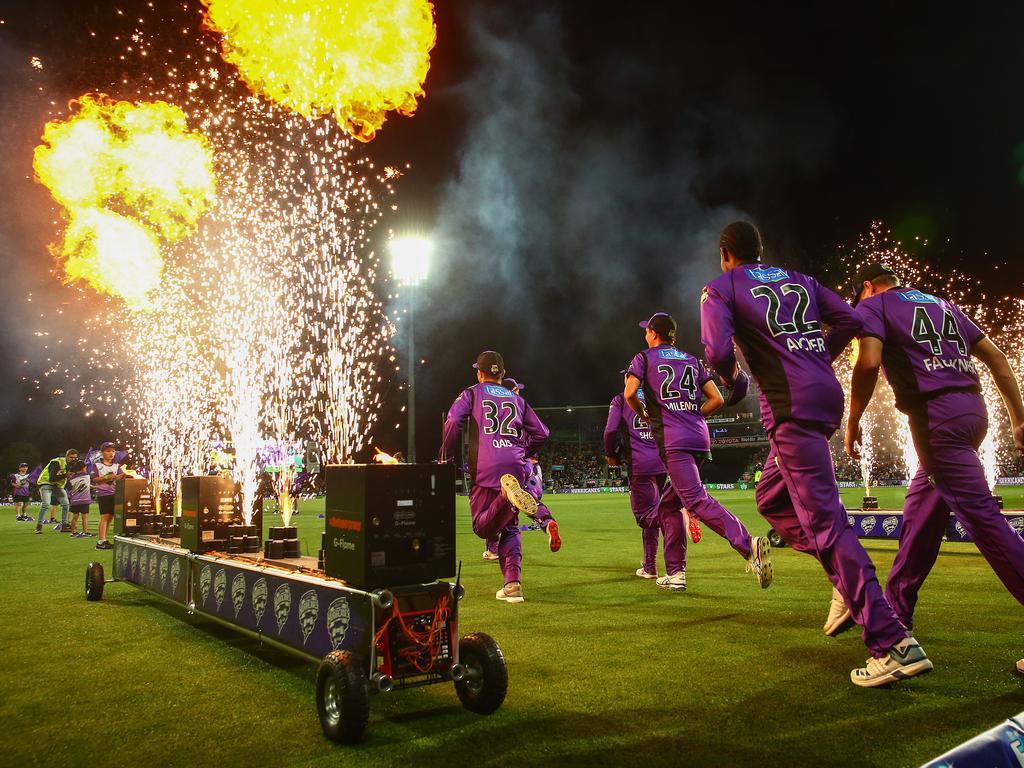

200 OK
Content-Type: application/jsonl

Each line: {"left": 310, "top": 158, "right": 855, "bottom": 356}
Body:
{"left": 815, "top": 281, "right": 863, "bottom": 361}
{"left": 700, "top": 379, "right": 725, "bottom": 418}
{"left": 603, "top": 396, "right": 623, "bottom": 464}
{"left": 700, "top": 285, "right": 739, "bottom": 384}
{"left": 845, "top": 336, "right": 883, "bottom": 459}
{"left": 973, "top": 337, "right": 1024, "bottom": 454}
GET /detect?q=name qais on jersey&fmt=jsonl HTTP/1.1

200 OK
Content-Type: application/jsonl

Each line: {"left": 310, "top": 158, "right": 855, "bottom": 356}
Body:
{"left": 479, "top": 383, "right": 522, "bottom": 449}
{"left": 745, "top": 266, "right": 827, "bottom": 354}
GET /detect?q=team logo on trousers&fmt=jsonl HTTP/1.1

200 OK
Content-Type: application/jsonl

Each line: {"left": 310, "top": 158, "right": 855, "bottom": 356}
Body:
{"left": 148, "top": 551, "right": 159, "bottom": 585}
{"left": 231, "top": 574, "right": 246, "bottom": 618}
{"left": 299, "top": 590, "right": 319, "bottom": 644}
{"left": 327, "top": 597, "right": 351, "bottom": 650}
{"left": 954, "top": 520, "right": 969, "bottom": 540}
{"left": 882, "top": 516, "right": 899, "bottom": 536}
{"left": 252, "top": 578, "right": 268, "bottom": 626}
{"left": 859, "top": 516, "right": 876, "bottom": 535}
{"left": 159, "top": 555, "right": 169, "bottom": 590}
{"left": 171, "top": 560, "right": 182, "bottom": 594}
{"left": 214, "top": 569, "right": 227, "bottom": 610}
{"left": 274, "top": 584, "right": 292, "bottom": 632}
{"left": 199, "top": 565, "right": 212, "bottom": 605}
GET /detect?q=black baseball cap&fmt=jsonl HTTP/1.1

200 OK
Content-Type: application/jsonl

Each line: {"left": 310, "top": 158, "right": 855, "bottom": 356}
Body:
{"left": 639, "top": 312, "right": 676, "bottom": 339}
{"left": 851, "top": 262, "right": 899, "bottom": 306}
{"left": 473, "top": 350, "right": 505, "bottom": 377}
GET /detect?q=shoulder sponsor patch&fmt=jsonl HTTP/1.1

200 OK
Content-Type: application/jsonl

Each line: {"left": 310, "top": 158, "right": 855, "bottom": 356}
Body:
{"left": 483, "top": 384, "right": 513, "bottom": 397}
{"left": 657, "top": 348, "right": 687, "bottom": 360}
{"left": 896, "top": 290, "right": 938, "bottom": 304}
{"left": 745, "top": 266, "right": 789, "bottom": 283}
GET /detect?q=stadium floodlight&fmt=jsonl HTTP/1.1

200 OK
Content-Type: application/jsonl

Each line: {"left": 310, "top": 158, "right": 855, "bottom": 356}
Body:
{"left": 389, "top": 236, "right": 433, "bottom": 463}
{"left": 389, "top": 236, "right": 432, "bottom": 286}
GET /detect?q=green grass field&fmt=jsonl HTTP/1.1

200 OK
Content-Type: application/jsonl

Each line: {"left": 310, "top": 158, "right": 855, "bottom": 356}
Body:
{"left": 1, "top": 487, "right": 1022, "bottom": 767}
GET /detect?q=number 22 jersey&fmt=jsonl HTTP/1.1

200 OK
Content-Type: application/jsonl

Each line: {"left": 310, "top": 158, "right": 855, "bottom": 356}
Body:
{"left": 701, "top": 264, "right": 862, "bottom": 433}
{"left": 440, "top": 382, "right": 550, "bottom": 489}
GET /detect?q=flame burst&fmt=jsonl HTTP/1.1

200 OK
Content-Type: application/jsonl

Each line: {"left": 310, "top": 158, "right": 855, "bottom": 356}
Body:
{"left": 201, "top": 0, "right": 436, "bottom": 141}
{"left": 33, "top": 95, "right": 216, "bottom": 305}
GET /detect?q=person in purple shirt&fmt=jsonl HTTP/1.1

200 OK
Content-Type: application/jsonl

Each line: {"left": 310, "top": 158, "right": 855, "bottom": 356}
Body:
{"left": 440, "top": 351, "right": 561, "bottom": 604}
{"left": 92, "top": 442, "right": 126, "bottom": 550}
{"left": 625, "top": 312, "right": 771, "bottom": 592}
{"left": 67, "top": 460, "right": 94, "bottom": 537}
{"left": 845, "top": 262, "right": 1024, "bottom": 676}
{"left": 701, "top": 221, "right": 931, "bottom": 688}
{"left": 12, "top": 463, "right": 32, "bottom": 521}
{"left": 605, "top": 373, "right": 665, "bottom": 578}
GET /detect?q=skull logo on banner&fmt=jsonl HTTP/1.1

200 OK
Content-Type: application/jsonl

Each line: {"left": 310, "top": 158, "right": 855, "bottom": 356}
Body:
{"left": 882, "top": 516, "right": 899, "bottom": 536}
{"left": 274, "top": 584, "right": 292, "bottom": 633}
{"left": 159, "top": 555, "right": 169, "bottom": 590}
{"left": 171, "top": 560, "right": 182, "bottom": 594}
{"left": 299, "top": 590, "right": 319, "bottom": 644}
{"left": 252, "top": 578, "right": 268, "bottom": 626}
{"left": 859, "top": 516, "right": 876, "bottom": 535}
{"left": 199, "top": 565, "right": 212, "bottom": 605}
{"left": 214, "top": 569, "right": 227, "bottom": 610}
{"left": 327, "top": 597, "right": 351, "bottom": 650}
{"left": 231, "top": 574, "right": 246, "bottom": 618}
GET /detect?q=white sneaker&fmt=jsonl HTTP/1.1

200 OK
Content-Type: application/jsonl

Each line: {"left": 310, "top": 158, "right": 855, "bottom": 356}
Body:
{"left": 500, "top": 474, "right": 539, "bottom": 518}
{"left": 745, "top": 536, "right": 773, "bottom": 588}
{"left": 850, "top": 636, "right": 933, "bottom": 687}
{"left": 495, "top": 582, "right": 524, "bottom": 603}
{"left": 1015, "top": 659, "right": 1023, "bottom": 677}
{"left": 824, "top": 587, "right": 854, "bottom": 636}
{"left": 656, "top": 571, "right": 686, "bottom": 591}
{"left": 635, "top": 567, "right": 658, "bottom": 579}
{"left": 482, "top": 550, "right": 499, "bottom": 561}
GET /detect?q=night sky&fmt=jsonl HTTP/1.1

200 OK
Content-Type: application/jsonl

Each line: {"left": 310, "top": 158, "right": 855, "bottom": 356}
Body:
{"left": 2, "top": 0, "right": 1024, "bottom": 462}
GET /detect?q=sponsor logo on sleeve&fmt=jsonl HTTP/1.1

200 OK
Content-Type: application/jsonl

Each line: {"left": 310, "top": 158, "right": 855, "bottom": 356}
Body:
{"left": 327, "top": 597, "right": 351, "bottom": 649}
{"left": 214, "top": 569, "right": 227, "bottom": 610}
{"left": 299, "top": 590, "right": 320, "bottom": 644}
{"left": 859, "top": 516, "right": 876, "bottom": 535}
{"left": 745, "top": 266, "right": 789, "bottom": 283}
{"left": 274, "top": 584, "right": 292, "bottom": 632}
{"left": 882, "top": 516, "right": 900, "bottom": 536}
{"left": 231, "top": 573, "right": 246, "bottom": 618}
{"left": 252, "top": 578, "right": 268, "bottom": 626}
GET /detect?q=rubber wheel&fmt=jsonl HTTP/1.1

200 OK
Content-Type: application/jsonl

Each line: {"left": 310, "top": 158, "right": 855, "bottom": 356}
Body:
{"left": 455, "top": 632, "right": 508, "bottom": 715}
{"left": 85, "top": 562, "right": 105, "bottom": 601}
{"left": 316, "top": 650, "right": 370, "bottom": 744}
{"left": 766, "top": 528, "right": 785, "bottom": 549}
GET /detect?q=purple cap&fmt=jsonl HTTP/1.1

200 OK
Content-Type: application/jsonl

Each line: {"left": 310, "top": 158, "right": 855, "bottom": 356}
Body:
{"left": 502, "top": 377, "right": 524, "bottom": 392}
{"left": 100, "top": 441, "right": 116, "bottom": 450}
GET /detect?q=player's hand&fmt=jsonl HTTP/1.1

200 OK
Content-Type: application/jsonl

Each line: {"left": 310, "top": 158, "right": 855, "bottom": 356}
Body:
{"left": 1014, "top": 422, "right": 1024, "bottom": 455}
{"left": 845, "top": 421, "right": 862, "bottom": 460}
{"left": 605, "top": 456, "right": 619, "bottom": 467}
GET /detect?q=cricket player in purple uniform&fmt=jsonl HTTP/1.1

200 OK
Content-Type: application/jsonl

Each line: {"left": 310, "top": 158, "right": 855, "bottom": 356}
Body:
{"left": 440, "top": 351, "right": 561, "bottom": 603}
{"left": 625, "top": 312, "right": 771, "bottom": 592}
{"left": 845, "top": 262, "right": 1024, "bottom": 675}
{"left": 605, "top": 379, "right": 665, "bottom": 578}
{"left": 701, "top": 221, "right": 930, "bottom": 687}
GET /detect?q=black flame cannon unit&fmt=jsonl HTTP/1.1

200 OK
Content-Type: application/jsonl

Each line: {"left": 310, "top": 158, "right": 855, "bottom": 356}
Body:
{"left": 179, "top": 475, "right": 263, "bottom": 554}
{"left": 82, "top": 463, "right": 507, "bottom": 745}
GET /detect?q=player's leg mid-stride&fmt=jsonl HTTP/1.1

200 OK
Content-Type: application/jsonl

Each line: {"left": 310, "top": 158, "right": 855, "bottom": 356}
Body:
{"left": 500, "top": 473, "right": 561, "bottom": 553}
{"left": 745, "top": 535, "right": 773, "bottom": 589}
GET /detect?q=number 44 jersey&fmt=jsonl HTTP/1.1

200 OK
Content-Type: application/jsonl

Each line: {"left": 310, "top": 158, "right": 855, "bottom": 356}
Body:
{"left": 701, "top": 264, "right": 862, "bottom": 433}
{"left": 441, "top": 382, "right": 550, "bottom": 490}
{"left": 856, "top": 287, "right": 984, "bottom": 413}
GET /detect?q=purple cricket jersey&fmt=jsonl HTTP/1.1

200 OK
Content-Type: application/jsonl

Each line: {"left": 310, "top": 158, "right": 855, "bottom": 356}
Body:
{"left": 440, "top": 382, "right": 549, "bottom": 489}
{"left": 701, "top": 264, "right": 862, "bottom": 432}
{"left": 857, "top": 287, "right": 985, "bottom": 416}
{"left": 604, "top": 392, "right": 665, "bottom": 476}
{"left": 12, "top": 472, "right": 30, "bottom": 497}
{"left": 68, "top": 472, "right": 91, "bottom": 505}
{"left": 92, "top": 461, "right": 120, "bottom": 497}
{"left": 627, "top": 345, "right": 713, "bottom": 454}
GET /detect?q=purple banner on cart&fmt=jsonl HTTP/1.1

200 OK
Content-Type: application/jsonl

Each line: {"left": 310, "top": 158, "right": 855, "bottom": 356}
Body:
{"left": 845, "top": 511, "right": 1024, "bottom": 543}
{"left": 115, "top": 539, "right": 189, "bottom": 604}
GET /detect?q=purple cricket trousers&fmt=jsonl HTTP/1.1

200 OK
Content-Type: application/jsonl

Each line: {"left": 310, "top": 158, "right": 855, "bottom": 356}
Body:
{"left": 886, "top": 403, "right": 1024, "bottom": 627}
{"left": 658, "top": 451, "right": 753, "bottom": 578}
{"left": 471, "top": 483, "right": 554, "bottom": 585}
{"left": 756, "top": 419, "right": 907, "bottom": 657}
{"left": 628, "top": 473, "right": 664, "bottom": 574}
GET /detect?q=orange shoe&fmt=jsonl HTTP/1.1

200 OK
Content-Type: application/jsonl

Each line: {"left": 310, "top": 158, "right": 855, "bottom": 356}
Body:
{"left": 546, "top": 520, "right": 561, "bottom": 552}
{"left": 684, "top": 509, "right": 702, "bottom": 543}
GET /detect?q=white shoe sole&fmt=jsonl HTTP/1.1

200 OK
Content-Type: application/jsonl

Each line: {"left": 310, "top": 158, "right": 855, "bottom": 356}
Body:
{"left": 824, "top": 609, "right": 854, "bottom": 637}
{"left": 500, "top": 474, "right": 539, "bottom": 518}
{"left": 495, "top": 592, "right": 524, "bottom": 604}
{"left": 636, "top": 570, "right": 658, "bottom": 579}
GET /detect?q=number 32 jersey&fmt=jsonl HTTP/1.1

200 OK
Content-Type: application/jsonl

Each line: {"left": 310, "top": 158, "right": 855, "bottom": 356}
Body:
{"left": 701, "top": 265, "right": 862, "bottom": 433}
{"left": 440, "top": 382, "right": 550, "bottom": 489}
{"left": 856, "top": 287, "right": 984, "bottom": 412}
{"left": 627, "top": 346, "right": 713, "bottom": 455}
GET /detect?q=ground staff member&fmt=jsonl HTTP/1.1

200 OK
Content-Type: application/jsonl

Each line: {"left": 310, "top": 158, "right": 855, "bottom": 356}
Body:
{"left": 35, "top": 449, "right": 77, "bottom": 534}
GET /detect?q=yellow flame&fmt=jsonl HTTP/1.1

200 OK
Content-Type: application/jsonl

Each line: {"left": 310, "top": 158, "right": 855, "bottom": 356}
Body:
{"left": 33, "top": 94, "right": 216, "bottom": 304}
{"left": 374, "top": 447, "right": 400, "bottom": 465}
{"left": 202, "top": 0, "right": 436, "bottom": 141}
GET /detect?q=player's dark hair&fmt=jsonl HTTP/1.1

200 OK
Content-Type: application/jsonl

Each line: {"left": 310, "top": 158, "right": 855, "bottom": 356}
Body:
{"left": 720, "top": 221, "right": 763, "bottom": 263}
